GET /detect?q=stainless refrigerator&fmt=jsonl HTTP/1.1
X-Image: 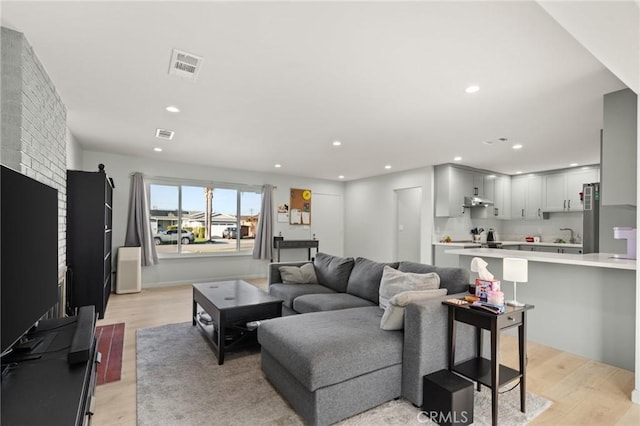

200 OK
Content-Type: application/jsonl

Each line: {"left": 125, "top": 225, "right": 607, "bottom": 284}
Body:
{"left": 582, "top": 183, "right": 600, "bottom": 253}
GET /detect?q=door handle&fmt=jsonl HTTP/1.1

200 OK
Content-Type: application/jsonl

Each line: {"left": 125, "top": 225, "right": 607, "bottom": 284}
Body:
{"left": 494, "top": 208, "right": 498, "bottom": 216}
{"left": 474, "top": 187, "right": 479, "bottom": 196}
{"left": 538, "top": 208, "right": 541, "bottom": 218}
{"left": 564, "top": 200, "right": 566, "bottom": 210}
{"left": 521, "top": 208, "right": 524, "bottom": 218}
{"left": 568, "top": 200, "right": 571, "bottom": 209}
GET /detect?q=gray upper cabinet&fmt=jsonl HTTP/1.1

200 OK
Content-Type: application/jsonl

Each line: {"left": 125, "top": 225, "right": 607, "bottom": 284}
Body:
{"left": 435, "top": 165, "right": 490, "bottom": 217}
{"left": 435, "top": 164, "right": 466, "bottom": 217}
{"left": 511, "top": 174, "right": 543, "bottom": 220}
{"left": 435, "top": 164, "right": 510, "bottom": 219}
{"left": 542, "top": 167, "right": 599, "bottom": 212}
{"left": 471, "top": 172, "right": 485, "bottom": 197}
{"left": 482, "top": 174, "right": 511, "bottom": 219}
{"left": 601, "top": 89, "right": 637, "bottom": 206}
{"left": 493, "top": 175, "right": 512, "bottom": 219}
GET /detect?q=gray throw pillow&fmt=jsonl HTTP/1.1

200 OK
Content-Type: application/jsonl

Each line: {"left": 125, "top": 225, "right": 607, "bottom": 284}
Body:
{"left": 313, "top": 252, "right": 355, "bottom": 292}
{"left": 379, "top": 265, "right": 440, "bottom": 309}
{"left": 278, "top": 263, "right": 318, "bottom": 284}
{"left": 380, "top": 288, "right": 447, "bottom": 330}
{"left": 346, "top": 257, "right": 399, "bottom": 304}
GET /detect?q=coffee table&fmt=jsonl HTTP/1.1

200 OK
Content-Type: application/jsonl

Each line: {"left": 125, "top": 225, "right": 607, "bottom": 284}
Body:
{"left": 192, "top": 280, "right": 282, "bottom": 365}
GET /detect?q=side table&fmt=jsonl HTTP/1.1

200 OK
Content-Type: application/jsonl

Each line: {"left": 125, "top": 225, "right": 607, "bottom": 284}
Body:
{"left": 443, "top": 300, "right": 534, "bottom": 426}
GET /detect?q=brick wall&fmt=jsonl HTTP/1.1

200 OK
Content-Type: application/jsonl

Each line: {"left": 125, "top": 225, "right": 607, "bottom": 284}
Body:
{"left": 1, "top": 27, "right": 68, "bottom": 273}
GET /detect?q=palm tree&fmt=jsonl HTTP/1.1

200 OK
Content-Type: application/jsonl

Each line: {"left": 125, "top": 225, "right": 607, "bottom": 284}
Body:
{"left": 204, "top": 187, "right": 213, "bottom": 240}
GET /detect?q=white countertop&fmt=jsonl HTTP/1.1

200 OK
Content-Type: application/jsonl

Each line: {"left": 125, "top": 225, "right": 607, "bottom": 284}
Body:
{"left": 499, "top": 240, "right": 583, "bottom": 249}
{"left": 432, "top": 241, "right": 481, "bottom": 247}
{"left": 444, "top": 247, "right": 636, "bottom": 270}
{"left": 433, "top": 240, "right": 582, "bottom": 249}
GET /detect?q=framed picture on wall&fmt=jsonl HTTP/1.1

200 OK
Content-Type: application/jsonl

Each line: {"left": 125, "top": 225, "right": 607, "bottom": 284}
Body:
{"left": 290, "top": 188, "right": 311, "bottom": 225}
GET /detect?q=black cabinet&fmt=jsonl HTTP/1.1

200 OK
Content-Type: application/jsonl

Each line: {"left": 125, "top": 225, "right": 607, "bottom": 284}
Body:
{"left": 67, "top": 170, "right": 114, "bottom": 318}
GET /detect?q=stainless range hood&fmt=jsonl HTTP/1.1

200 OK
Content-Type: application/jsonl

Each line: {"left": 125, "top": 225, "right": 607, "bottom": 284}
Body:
{"left": 463, "top": 196, "right": 494, "bottom": 208}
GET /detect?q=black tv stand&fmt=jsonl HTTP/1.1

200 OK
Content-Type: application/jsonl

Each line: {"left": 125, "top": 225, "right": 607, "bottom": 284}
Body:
{"left": 1, "top": 307, "right": 99, "bottom": 425}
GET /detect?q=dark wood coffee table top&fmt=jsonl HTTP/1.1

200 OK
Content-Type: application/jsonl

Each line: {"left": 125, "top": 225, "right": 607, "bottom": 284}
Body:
{"left": 193, "top": 280, "right": 280, "bottom": 310}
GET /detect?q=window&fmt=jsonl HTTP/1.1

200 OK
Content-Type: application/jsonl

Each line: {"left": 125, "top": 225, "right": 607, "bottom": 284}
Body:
{"left": 149, "top": 180, "right": 261, "bottom": 256}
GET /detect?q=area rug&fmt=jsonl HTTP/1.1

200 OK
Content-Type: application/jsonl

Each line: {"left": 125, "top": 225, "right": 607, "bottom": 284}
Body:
{"left": 137, "top": 322, "right": 551, "bottom": 425}
{"left": 95, "top": 322, "right": 125, "bottom": 385}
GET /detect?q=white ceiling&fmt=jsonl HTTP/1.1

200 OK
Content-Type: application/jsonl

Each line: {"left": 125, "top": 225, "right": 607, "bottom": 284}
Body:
{"left": 1, "top": 1, "right": 631, "bottom": 181}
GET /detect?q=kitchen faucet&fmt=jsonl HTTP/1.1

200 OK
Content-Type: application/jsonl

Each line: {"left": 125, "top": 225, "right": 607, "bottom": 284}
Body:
{"left": 560, "top": 228, "right": 575, "bottom": 244}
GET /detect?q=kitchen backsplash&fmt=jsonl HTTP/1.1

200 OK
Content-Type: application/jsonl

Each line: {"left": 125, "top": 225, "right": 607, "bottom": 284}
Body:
{"left": 434, "top": 212, "right": 583, "bottom": 243}
{"left": 433, "top": 215, "right": 501, "bottom": 241}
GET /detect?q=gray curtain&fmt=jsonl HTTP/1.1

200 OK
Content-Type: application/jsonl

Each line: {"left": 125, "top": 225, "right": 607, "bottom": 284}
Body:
{"left": 252, "top": 184, "right": 274, "bottom": 260}
{"left": 125, "top": 172, "right": 159, "bottom": 266}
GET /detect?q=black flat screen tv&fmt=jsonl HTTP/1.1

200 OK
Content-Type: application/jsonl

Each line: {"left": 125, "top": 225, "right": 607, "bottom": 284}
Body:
{"left": 1, "top": 165, "right": 58, "bottom": 355}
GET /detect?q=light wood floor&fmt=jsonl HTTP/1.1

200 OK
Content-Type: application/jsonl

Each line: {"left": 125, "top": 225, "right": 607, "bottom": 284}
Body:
{"left": 93, "top": 283, "right": 640, "bottom": 425}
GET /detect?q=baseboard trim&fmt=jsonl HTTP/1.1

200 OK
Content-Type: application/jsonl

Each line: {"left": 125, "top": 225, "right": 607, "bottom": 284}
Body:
{"left": 141, "top": 274, "right": 267, "bottom": 288}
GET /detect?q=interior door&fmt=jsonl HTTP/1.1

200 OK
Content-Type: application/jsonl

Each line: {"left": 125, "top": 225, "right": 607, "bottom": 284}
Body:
{"left": 310, "top": 193, "right": 344, "bottom": 256}
{"left": 395, "top": 187, "right": 422, "bottom": 262}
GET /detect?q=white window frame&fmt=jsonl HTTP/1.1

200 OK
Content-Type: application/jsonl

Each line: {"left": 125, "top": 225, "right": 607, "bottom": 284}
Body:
{"left": 147, "top": 177, "right": 261, "bottom": 258}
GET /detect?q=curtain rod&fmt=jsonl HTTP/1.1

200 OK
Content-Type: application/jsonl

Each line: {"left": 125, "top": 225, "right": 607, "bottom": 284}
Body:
{"left": 129, "top": 172, "right": 276, "bottom": 190}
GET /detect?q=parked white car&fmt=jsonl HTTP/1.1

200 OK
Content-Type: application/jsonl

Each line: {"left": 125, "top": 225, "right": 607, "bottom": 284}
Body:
{"left": 154, "top": 229, "right": 195, "bottom": 245}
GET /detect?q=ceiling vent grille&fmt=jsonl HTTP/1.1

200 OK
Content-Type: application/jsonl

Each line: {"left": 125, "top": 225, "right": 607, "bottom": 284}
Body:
{"left": 168, "top": 49, "right": 203, "bottom": 80}
{"left": 155, "top": 128, "right": 175, "bottom": 140}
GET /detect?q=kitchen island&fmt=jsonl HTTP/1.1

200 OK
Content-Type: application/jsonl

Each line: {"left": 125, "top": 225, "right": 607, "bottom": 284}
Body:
{"left": 434, "top": 240, "right": 585, "bottom": 267}
{"left": 446, "top": 247, "right": 638, "bottom": 403}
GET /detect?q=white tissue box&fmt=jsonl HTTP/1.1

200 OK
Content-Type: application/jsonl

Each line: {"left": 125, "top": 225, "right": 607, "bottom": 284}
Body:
{"left": 475, "top": 278, "right": 501, "bottom": 300}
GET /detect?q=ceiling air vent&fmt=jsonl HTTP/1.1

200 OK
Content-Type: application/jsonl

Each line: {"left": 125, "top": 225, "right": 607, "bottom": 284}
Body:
{"left": 168, "top": 49, "right": 203, "bottom": 80}
{"left": 155, "top": 128, "right": 175, "bottom": 140}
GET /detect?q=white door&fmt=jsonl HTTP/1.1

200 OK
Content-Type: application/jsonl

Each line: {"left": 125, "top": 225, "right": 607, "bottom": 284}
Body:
{"left": 395, "top": 187, "right": 422, "bottom": 262}
{"left": 310, "top": 193, "right": 344, "bottom": 256}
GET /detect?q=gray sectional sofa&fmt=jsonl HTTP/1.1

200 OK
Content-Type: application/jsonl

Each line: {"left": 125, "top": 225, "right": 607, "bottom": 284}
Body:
{"left": 257, "top": 253, "right": 476, "bottom": 426}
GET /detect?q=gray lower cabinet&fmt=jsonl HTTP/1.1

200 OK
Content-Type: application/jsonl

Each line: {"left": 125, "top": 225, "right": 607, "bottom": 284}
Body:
{"left": 510, "top": 245, "right": 583, "bottom": 254}
{"left": 433, "top": 245, "right": 461, "bottom": 267}
{"left": 560, "top": 247, "right": 583, "bottom": 254}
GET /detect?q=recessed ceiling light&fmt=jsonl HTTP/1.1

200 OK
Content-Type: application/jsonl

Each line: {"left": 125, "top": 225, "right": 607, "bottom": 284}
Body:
{"left": 570, "top": 163, "right": 579, "bottom": 167}
{"left": 465, "top": 85, "right": 480, "bottom": 94}
{"left": 384, "top": 165, "right": 392, "bottom": 170}
{"left": 515, "top": 171, "right": 523, "bottom": 174}
{"left": 454, "top": 156, "right": 462, "bottom": 161}
{"left": 165, "top": 106, "right": 180, "bottom": 113}
{"left": 338, "top": 175, "right": 345, "bottom": 179}
{"left": 332, "top": 141, "right": 342, "bottom": 146}
{"left": 274, "top": 164, "right": 282, "bottom": 168}
{"left": 153, "top": 147, "right": 163, "bottom": 152}
{"left": 512, "top": 144, "right": 523, "bottom": 150}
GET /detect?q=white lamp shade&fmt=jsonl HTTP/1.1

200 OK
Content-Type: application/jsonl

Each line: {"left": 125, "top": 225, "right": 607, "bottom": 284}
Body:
{"left": 503, "top": 258, "right": 528, "bottom": 282}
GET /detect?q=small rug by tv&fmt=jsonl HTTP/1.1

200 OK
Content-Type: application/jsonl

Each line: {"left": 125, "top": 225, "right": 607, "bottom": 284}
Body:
{"left": 95, "top": 322, "right": 125, "bottom": 385}
{"left": 137, "top": 322, "right": 552, "bottom": 425}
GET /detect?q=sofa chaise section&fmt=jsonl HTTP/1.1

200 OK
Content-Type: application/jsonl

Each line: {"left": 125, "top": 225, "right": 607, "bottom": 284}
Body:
{"left": 259, "top": 306, "right": 403, "bottom": 426}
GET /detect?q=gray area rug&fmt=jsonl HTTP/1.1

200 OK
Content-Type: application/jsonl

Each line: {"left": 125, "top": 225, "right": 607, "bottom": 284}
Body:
{"left": 137, "top": 322, "right": 552, "bottom": 425}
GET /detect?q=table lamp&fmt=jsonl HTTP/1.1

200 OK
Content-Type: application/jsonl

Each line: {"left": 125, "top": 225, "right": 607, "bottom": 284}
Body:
{"left": 503, "top": 258, "right": 528, "bottom": 307}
